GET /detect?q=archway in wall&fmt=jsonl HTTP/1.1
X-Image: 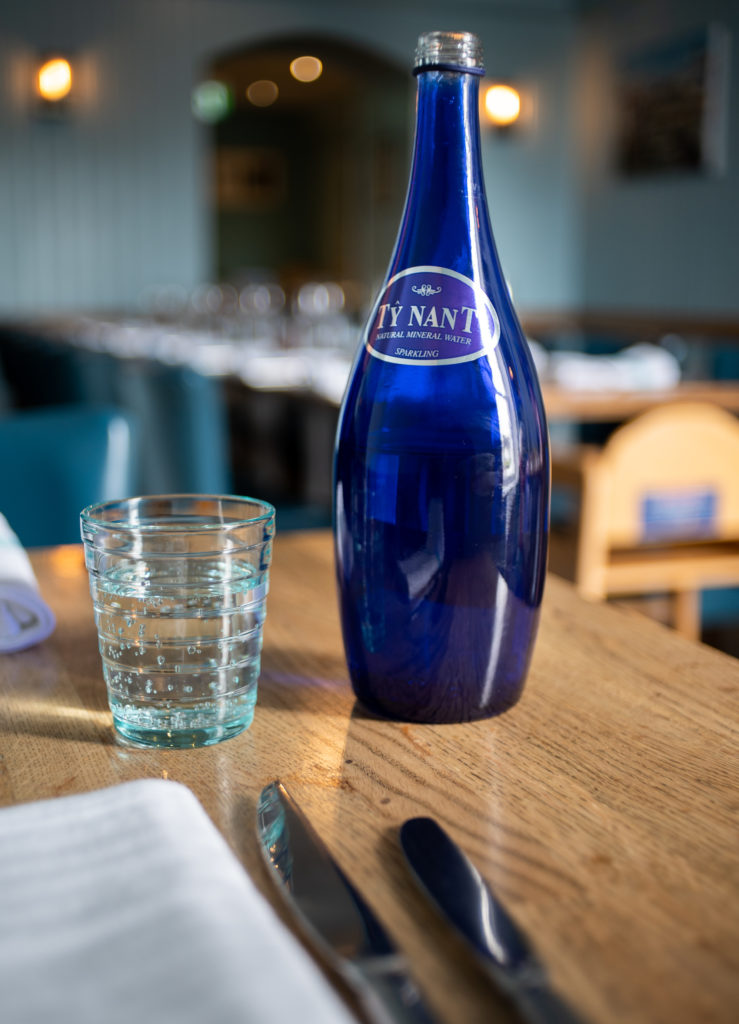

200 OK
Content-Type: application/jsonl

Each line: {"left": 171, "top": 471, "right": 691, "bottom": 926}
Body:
{"left": 201, "top": 35, "right": 411, "bottom": 312}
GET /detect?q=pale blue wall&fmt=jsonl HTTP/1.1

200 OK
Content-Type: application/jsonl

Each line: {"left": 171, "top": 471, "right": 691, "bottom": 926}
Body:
{"left": 577, "top": 0, "right": 739, "bottom": 315}
{"left": 6, "top": 1, "right": 733, "bottom": 319}
{"left": 0, "top": 0, "right": 581, "bottom": 315}
{"left": 2, "top": 0, "right": 732, "bottom": 317}
{"left": 480, "top": 14, "right": 581, "bottom": 311}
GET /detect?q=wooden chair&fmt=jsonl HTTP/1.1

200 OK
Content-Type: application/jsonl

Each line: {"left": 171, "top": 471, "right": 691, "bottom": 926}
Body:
{"left": 550, "top": 402, "right": 739, "bottom": 640}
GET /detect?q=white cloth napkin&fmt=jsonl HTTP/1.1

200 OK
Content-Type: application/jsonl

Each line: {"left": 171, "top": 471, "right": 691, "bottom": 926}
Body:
{"left": 0, "top": 513, "right": 55, "bottom": 653}
{"left": 0, "top": 779, "right": 357, "bottom": 1024}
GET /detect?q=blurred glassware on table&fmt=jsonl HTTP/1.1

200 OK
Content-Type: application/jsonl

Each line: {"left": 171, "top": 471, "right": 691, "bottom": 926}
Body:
{"left": 547, "top": 342, "right": 681, "bottom": 391}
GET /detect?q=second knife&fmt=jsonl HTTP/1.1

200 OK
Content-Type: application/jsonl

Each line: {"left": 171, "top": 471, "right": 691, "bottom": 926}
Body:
{"left": 400, "top": 817, "right": 586, "bottom": 1024}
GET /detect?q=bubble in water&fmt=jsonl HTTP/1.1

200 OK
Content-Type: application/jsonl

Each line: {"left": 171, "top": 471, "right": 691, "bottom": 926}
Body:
{"left": 187, "top": 646, "right": 196, "bottom": 655}
{"left": 125, "top": 617, "right": 133, "bottom": 627}
{"left": 157, "top": 655, "right": 165, "bottom": 666}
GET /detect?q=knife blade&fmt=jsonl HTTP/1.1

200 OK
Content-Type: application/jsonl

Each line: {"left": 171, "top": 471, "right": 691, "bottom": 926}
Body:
{"left": 399, "top": 817, "right": 587, "bottom": 1024}
{"left": 256, "top": 781, "right": 438, "bottom": 1024}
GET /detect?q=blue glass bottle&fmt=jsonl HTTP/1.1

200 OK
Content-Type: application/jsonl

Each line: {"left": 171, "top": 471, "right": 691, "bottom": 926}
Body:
{"left": 333, "top": 31, "right": 549, "bottom": 723}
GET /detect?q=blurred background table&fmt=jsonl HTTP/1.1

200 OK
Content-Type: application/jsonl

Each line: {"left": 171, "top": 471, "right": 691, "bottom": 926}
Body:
{"left": 0, "top": 531, "right": 737, "bottom": 1024}
{"left": 540, "top": 380, "right": 739, "bottom": 420}
{"left": 1, "top": 310, "right": 738, "bottom": 650}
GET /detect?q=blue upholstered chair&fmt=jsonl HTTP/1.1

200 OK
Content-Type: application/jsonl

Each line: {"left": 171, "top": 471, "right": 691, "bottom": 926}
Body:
{"left": 0, "top": 405, "right": 136, "bottom": 547}
{"left": 114, "top": 361, "right": 232, "bottom": 495}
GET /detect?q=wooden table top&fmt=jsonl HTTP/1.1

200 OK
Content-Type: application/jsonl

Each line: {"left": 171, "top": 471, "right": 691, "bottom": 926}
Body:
{"left": 1, "top": 531, "right": 738, "bottom": 1024}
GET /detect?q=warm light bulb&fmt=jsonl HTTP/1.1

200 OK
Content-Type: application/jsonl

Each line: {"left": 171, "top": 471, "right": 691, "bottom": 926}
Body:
{"left": 289, "top": 56, "right": 323, "bottom": 83}
{"left": 484, "top": 84, "right": 521, "bottom": 126}
{"left": 246, "top": 79, "right": 279, "bottom": 107}
{"left": 37, "top": 58, "right": 72, "bottom": 102}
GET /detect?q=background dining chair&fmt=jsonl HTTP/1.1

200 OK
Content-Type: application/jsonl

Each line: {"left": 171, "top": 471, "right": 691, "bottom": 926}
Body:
{"left": 550, "top": 401, "right": 739, "bottom": 640}
{"left": 0, "top": 404, "right": 136, "bottom": 547}
{"left": 114, "top": 360, "right": 232, "bottom": 495}
{"left": 0, "top": 328, "right": 86, "bottom": 408}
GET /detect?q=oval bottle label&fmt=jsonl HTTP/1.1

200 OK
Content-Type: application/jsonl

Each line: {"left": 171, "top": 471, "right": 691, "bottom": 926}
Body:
{"left": 365, "top": 265, "right": 500, "bottom": 366}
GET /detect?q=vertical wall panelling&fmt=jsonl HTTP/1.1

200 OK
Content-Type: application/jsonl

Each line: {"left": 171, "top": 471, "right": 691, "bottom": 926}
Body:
{"left": 0, "top": 0, "right": 582, "bottom": 315}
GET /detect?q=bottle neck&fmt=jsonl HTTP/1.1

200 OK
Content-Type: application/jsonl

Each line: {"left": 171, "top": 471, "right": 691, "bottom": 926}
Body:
{"left": 394, "top": 68, "right": 488, "bottom": 272}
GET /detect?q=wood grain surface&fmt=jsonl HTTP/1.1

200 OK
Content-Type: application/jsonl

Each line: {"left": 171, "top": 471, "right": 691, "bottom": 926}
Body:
{"left": 1, "top": 532, "right": 737, "bottom": 1024}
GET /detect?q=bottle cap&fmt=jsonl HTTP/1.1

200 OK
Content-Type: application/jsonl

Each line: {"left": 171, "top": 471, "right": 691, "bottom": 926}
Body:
{"left": 414, "top": 31, "right": 484, "bottom": 75}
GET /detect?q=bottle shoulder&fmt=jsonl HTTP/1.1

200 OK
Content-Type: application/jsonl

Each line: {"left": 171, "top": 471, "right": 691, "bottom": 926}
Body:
{"left": 337, "top": 328, "right": 547, "bottom": 456}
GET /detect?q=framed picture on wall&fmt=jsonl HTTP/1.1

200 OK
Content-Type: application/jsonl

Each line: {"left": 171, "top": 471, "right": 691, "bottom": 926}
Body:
{"left": 616, "top": 23, "right": 730, "bottom": 177}
{"left": 215, "top": 146, "right": 287, "bottom": 210}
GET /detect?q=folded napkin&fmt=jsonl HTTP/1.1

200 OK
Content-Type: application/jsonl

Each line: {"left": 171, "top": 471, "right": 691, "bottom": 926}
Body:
{"left": 0, "top": 779, "right": 357, "bottom": 1024}
{"left": 0, "top": 513, "right": 55, "bottom": 653}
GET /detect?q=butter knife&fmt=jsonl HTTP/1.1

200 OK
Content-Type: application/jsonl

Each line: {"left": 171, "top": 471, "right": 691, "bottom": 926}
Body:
{"left": 400, "top": 817, "right": 587, "bottom": 1024}
{"left": 257, "top": 781, "right": 438, "bottom": 1024}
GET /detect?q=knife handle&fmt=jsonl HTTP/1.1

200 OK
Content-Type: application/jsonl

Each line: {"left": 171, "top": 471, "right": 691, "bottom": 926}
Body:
{"left": 513, "top": 980, "right": 588, "bottom": 1024}
{"left": 351, "top": 960, "right": 439, "bottom": 1024}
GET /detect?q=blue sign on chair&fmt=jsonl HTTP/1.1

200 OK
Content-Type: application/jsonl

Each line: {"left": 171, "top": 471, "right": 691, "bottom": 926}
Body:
{"left": 641, "top": 488, "right": 717, "bottom": 542}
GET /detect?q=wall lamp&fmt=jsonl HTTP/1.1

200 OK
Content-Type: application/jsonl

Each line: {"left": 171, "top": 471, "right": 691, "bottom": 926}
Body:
{"left": 36, "top": 57, "right": 73, "bottom": 103}
{"left": 484, "top": 84, "right": 521, "bottom": 126}
{"left": 481, "top": 81, "right": 535, "bottom": 133}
